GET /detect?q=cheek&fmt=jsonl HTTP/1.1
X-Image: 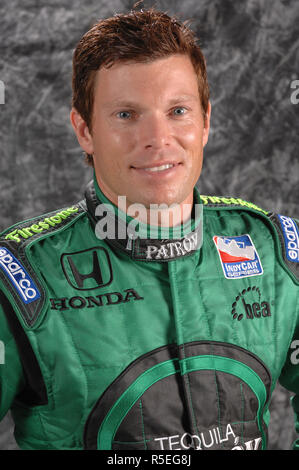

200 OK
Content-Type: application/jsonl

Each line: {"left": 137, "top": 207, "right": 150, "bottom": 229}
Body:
{"left": 180, "top": 125, "right": 204, "bottom": 173}
{"left": 109, "top": 130, "right": 127, "bottom": 147}
{"left": 176, "top": 120, "right": 204, "bottom": 147}
{"left": 98, "top": 125, "right": 137, "bottom": 155}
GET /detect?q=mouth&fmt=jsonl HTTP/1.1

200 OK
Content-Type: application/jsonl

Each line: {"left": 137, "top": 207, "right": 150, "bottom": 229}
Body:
{"left": 142, "top": 163, "right": 175, "bottom": 172}
{"left": 131, "top": 162, "right": 182, "bottom": 175}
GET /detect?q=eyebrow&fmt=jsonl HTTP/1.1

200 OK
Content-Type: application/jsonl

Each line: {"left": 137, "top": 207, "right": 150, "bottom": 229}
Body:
{"left": 104, "top": 95, "right": 199, "bottom": 109}
{"left": 168, "top": 95, "right": 199, "bottom": 105}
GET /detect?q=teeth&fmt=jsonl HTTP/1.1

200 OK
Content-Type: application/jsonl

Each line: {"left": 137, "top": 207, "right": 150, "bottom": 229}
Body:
{"left": 144, "top": 164, "right": 174, "bottom": 172}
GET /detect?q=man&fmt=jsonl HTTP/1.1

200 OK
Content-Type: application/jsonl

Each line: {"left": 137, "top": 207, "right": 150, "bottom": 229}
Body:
{"left": 0, "top": 7, "right": 298, "bottom": 451}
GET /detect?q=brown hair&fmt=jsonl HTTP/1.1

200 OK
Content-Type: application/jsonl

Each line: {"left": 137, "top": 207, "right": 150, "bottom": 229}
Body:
{"left": 71, "top": 7, "right": 210, "bottom": 166}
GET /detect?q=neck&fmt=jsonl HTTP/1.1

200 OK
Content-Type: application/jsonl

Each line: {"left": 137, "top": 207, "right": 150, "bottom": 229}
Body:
{"left": 95, "top": 177, "right": 194, "bottom": 229}
{"left": 118, "top": 194, "right": 194, "bottom": 228}
{"left": 85, "top": 178, "right": 203, "bottom": 261}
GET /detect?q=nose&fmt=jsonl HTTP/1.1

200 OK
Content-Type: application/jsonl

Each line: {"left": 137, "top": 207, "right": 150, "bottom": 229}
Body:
{"left": 141, "top": 113, "right": 171, "bottom": 150}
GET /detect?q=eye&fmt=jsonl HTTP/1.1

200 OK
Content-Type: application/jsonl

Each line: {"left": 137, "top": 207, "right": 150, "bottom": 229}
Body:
{"left": 172, "top": 107, "right": 187, "bottom": 116}
{"left": 117, "top": 111, "right": 132, "bottom": 119}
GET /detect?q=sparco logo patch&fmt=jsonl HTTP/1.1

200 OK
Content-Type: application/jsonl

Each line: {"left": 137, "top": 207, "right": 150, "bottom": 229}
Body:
{"left": 231, "top": 286, "right": 271, "bottom": 321}
{"left": 61, "top": 247, "right": 113, "bottom": 290}
{"left": 213, "top": 234, "right": 263, "bottom": 279}
{"left": 0, "top": 247, "right": 40, "bottom": 304}
{"left": 277, "top": 214, "right": 299, "bottom": 263}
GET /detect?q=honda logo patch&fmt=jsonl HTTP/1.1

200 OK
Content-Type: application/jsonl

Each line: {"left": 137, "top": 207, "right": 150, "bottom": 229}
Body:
{"left": 61, "top": 247, "right": 113, "bottom": 290}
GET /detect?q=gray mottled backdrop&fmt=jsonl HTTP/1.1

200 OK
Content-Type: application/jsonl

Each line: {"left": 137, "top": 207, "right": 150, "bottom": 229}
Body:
{"left": 0, "top": 0, "right": 298, "bottom": 450}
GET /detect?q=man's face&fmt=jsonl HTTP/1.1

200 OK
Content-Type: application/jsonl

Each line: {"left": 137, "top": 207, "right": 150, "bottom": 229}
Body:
{"left": 76, "top": 54, "right": 210, "bottom": 208}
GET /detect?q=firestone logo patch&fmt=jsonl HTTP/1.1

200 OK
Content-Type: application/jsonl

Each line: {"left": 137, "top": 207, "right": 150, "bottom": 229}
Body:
{"left": 213, "top": 234, "right": 263, "bottom": 279}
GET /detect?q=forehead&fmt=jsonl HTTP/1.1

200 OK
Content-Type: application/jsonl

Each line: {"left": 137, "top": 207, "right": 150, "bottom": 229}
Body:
{"left": 93, "top": 54, "right": 200, "bottom": 105}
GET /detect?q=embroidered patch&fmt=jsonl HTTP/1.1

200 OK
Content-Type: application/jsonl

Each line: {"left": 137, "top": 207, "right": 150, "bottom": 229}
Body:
{"left": 0, "top": 247, "right": 41, "bottom": 304}
{"left": 213, "top": 234, "right": 263, "bottom": 279}
{"left": 277, "top": 215, "right": 299, "bottom": 263}
{"left": 4, "top": 207, "right": 79, "bottom": 243}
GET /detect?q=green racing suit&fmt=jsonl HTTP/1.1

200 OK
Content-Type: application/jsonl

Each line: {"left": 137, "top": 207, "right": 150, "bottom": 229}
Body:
{"left": 0, "top": 177, "right": 298, "bottom": 450}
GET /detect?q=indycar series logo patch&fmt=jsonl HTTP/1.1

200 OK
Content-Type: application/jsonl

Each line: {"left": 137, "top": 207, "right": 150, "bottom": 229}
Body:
{"left": 0, "top": 247, "right": 41, "bottom": 303}
{"left": 213, "top": 234, "right": 263, "bottom": 279}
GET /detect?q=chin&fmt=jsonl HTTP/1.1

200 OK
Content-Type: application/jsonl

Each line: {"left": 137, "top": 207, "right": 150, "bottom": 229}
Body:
{"left": 142, "top": 193, "right": 182, "bottom": 208}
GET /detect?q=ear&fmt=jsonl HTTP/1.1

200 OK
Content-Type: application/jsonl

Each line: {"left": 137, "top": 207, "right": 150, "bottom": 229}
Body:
{"left": 203, "top": 101, "right": 211, "bottom": 148}
{"left": 70, "top": 108, "right": 94, "bottom": 155}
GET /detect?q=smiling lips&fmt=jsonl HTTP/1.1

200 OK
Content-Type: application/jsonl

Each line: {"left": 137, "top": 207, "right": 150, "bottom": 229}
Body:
{"left": 131, "top": 162, "right": 182, "bottom": 174}
{"left": 144, "top": 163, "right": 174, "bottom": 172}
